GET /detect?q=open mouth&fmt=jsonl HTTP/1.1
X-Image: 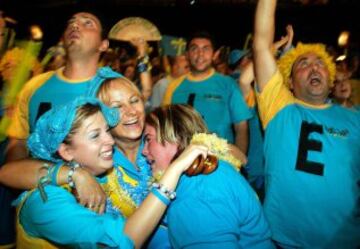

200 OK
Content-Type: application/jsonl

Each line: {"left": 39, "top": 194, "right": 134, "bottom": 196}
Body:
{"left": 67, "top": 31, "right": 80, "bottom": 41}
{"left": 309, "top": 73, "right": 322, "bottom": 86}
{"left": 123, "top": 119, "right": 139, "bottom": 127}
{"left": 100, "top": 150, "right": 113, "bottom": 160}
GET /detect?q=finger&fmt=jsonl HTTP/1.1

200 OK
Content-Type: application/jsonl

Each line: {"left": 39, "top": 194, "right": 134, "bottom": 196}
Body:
{"left": 78, "top": 196, "right": 89, "bottom": 206}
{"left": 98, "top": 203, "right": 106, "bottom": 214}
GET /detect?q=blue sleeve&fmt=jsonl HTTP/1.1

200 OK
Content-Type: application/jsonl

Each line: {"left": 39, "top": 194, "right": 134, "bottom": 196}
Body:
{"left": 20, "top": 186, "right": 134, "bottom": 249}
{"left": 229, "top": 79, "right": 253, "bottom": 123}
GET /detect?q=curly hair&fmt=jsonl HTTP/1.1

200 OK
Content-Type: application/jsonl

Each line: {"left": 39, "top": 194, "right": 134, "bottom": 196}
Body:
{"left": 277, "top": 43, "right": 336, "bottom": 88}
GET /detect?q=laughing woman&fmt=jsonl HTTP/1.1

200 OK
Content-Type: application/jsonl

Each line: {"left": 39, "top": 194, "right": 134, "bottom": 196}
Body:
{"left": 14, "top": 97, "right": 206, "bottom": 249}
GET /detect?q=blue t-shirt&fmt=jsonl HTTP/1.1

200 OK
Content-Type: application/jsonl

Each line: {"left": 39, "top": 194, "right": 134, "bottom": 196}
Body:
{"left": 164, "top": 71, "right": 252, "bottom": 143}
{"left": 167, "top": 160, "right": 274, "bottom": 249}
{"left": 29, "top": 74, "right": 89, "bottom": 133}
{"left": 16, "top": 186, "right": 133, "bottom": 248}
{"left": 258, "top": 71, "right": 360, "bottom": 248}
{"left": 245, "top": 106, "right": 265, "bottom": 188}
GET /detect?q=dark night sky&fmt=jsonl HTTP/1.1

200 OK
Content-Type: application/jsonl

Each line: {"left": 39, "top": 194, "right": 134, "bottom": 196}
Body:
{"left": 1, "top": 0, "right": 359, "bottom": 56}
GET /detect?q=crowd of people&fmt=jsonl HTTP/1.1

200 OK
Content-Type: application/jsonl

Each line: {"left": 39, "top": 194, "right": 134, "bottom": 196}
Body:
{"left": 0, "top": 0, "right": 359, "bottom": 248}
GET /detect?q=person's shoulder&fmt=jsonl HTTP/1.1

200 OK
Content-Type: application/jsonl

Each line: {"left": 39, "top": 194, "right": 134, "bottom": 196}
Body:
{"left": 23, "top": 71, "right": 56, "bottom": 89}
{"left": 29, "top": 70, "right": 55, "bottom": 82}
{"left": 155, "top": 77, "right": 169, "bottom": 86}
{"left": 205, "top": 160, "right": 245, "bottom": 183}
{"left": 214, "top": 72, "right": 237, "bottom": 82}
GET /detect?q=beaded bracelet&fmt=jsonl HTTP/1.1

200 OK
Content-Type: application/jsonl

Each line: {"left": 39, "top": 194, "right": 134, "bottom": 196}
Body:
{"left": 67, "top": 162, "right": 81, "bottom": 188}
{"left": 151, "top": 188, "right": 170, "bottom": 206}
{"left": 151, "top": 182, "right": 176, "bottom": 200}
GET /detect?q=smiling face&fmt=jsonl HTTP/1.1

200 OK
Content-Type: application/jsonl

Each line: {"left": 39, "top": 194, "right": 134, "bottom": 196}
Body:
{"left": 142, "top": 124, "right": 178, "bottom": 174}
{"left": 187, "top": 38, "right": 215, "bottom": 76}
{"left": 63, "top": 12, "right": 107, "bottom": 56}
{"left": 98, "top": 78, "right": 145, "bottom": 143}
{"left": 289, "top": 52, "right": 330, "bottom": 105}
{"left": 60, "top": 111, "right": 114, "bottom": 176}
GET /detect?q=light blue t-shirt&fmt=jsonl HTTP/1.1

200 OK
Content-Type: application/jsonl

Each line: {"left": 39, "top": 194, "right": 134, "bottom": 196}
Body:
{"left": 16, "top": 186, "right": 134, "bottom": 248}
{"left": 258, "top": 71, "right": 360, "bottom": 248}
{"left": 28, "top": 73, "right": 90, "bottom": 133}
{"left": 167, "top": 160, "right": 274, "bottom": 249}
{"left": 168, "top": 72, "right": 252, "bottom": 143}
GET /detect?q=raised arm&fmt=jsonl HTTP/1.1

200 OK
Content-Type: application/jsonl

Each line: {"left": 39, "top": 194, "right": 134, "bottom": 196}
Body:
{"left": 130, "top": 38, "right": 153, "bottom": 101}
{"left": 124, "top": 144, "right": 209, "bottom": 248}
{"left": 253, "top": 0, "right": 278, "bottom": 91}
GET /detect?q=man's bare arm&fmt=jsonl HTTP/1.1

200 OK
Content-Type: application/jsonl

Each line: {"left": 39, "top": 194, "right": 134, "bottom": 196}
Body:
{"left": 253, "top": 0, "right": 278, "bottom": 92}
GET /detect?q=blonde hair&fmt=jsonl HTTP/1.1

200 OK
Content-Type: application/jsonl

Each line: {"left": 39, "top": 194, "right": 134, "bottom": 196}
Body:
{"left": 146, "top": 105, "right": 208, "bottom": 151}
{"left": 97, "top": 77, "right": 143, "bottom": 105}
{"left": 277, "top": 43, "right": 336, "bottom": 87}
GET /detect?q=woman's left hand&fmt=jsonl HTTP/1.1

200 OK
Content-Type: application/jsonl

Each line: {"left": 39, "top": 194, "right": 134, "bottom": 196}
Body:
{"left": 72, "top": 168, "right": 107, "bottom": 214}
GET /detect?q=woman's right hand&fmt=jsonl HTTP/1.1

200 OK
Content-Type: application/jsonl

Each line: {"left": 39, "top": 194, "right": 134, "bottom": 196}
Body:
{"left": 169, "top": 144, "right": 210, "bottom": 174}
{"left": 72, "top": 168, "right": 107, "bottom": 214}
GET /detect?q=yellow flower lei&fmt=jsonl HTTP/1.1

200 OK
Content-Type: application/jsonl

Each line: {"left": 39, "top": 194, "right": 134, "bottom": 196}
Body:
{"left": 102, "top": 168, "right": 137, "bottom": 218}
{"left": 190, "top": 133, "right": 242, "bottom": 171}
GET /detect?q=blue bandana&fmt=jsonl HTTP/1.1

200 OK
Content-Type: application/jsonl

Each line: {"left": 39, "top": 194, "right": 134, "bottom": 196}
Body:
{"left": 27, "top": 97, "right": 119, "bottom": 163}
{"left": 86, "top": 66, "right": 123, "bottom": 98}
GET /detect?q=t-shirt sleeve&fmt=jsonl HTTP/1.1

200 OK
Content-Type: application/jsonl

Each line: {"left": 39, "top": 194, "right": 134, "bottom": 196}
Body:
{"left": 256, "top": 70, "right": 294, "bottom": 129}
{"left": 20, "top": 186, "right": 134, "bottom": 249}
{"left": 7, "top": 71, "right": 54, "bottom": 139}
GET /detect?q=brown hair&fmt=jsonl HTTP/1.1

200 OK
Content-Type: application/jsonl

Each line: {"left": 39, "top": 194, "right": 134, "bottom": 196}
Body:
{"left": 146, "top": 104, "right": 208, "bottom": 152}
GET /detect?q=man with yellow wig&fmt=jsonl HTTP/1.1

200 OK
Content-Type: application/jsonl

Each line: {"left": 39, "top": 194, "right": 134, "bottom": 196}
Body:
{"left": 253, "top": 0, "right": 360, "bottom": 248}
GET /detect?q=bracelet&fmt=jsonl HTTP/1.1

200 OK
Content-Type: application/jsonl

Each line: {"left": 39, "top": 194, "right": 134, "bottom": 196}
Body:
{"left": 137, "top": 61, "right": 152, "bottom": 73}
{"left": 151, "top": 182, "right": 176, "bottom": 200}
{"left": 151, "top": 188, "right": 170, "bottom": 206}
{"left": 50, "top": 162, "right": 63, "bottom": 185}
{"left": 37, "top": 163, "right": 52, "bottom": 202}
{"left": 67, "top": 162, "right": 81, "bottom": 188}
{"left": 137, "top": 54, "right": 152, "bottom": 73}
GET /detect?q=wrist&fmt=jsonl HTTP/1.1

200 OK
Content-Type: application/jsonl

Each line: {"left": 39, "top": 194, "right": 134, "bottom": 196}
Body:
{"left": 67, "top": 162, "right": 81, "bottom": 188}
{"left": 137, "top": 54, "right": 152, "bottom": 73}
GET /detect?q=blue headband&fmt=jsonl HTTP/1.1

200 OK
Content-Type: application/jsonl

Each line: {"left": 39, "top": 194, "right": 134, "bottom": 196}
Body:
{"left": 86, "top": 66, "right": 123, "bottom": 97}
{"left": 27, "top": 97, "right": 119, "bottom": 163}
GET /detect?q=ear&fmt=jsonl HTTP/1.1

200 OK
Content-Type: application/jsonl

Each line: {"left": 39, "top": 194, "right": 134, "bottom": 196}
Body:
{"left": 99, "top": 39, "right": 109, "bottom": 52}
{"left": 58, "top": 143, "right": 75, "bottom": 162}
{"left": 288, "top": 78, "right": 294, "bottom": 90}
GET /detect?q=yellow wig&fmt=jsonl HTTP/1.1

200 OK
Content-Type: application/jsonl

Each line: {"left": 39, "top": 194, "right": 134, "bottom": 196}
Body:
{"left": 277, "top": 43, "right": 336, "bottom": 88}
